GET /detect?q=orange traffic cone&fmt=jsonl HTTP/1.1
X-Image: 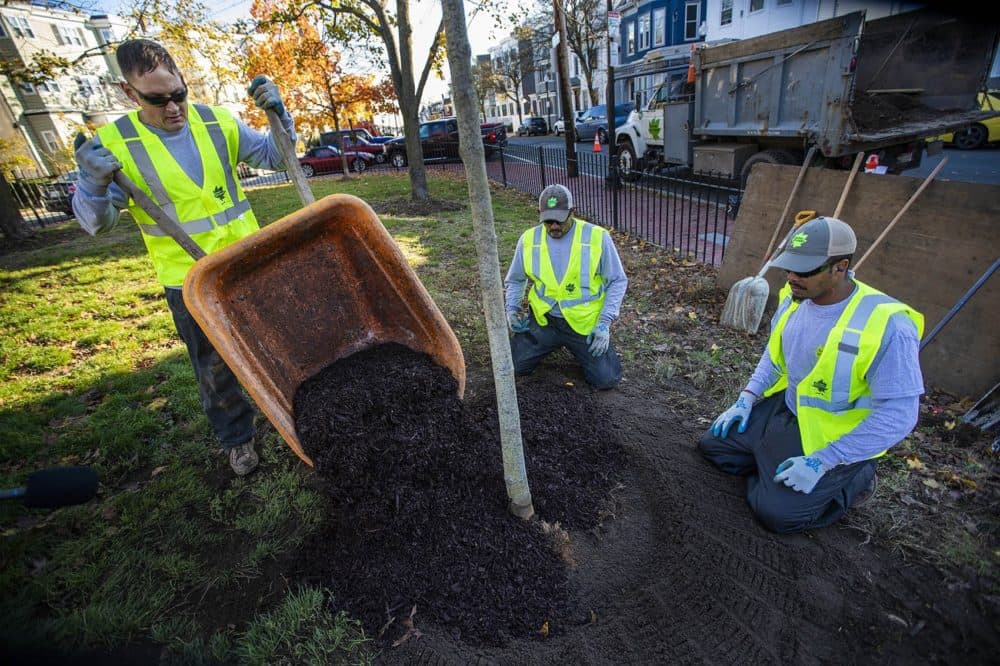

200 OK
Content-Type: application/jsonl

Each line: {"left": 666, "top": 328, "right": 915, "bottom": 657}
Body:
{"left": 593, "top": 131, "right": 601, "bottom": 153}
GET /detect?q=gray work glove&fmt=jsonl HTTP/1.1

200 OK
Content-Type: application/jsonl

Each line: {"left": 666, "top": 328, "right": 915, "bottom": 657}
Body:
{"left": 507, "top": 311, "right": 530, "bottom": 334}
{"left": 711, "top": 390, "right": 756, "bottom": 438}
{"left": 586, "top": 322, "right": 610, "bottom": 357}
{"left": 74, "top": 132, "right": 120, "bottom": 193}
{"left": 247, "top": 75, "right": 285, "bottom": 116}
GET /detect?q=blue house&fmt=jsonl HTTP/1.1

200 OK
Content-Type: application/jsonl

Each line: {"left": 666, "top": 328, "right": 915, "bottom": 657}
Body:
{"left": 617, "top": 0, "right": 707, "bottom": 105}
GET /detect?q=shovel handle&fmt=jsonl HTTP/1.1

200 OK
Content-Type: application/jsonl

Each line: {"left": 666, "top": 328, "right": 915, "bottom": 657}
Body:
{"left": 756, "top": 210, "right": 816, "bottom": 278}
{"left": 113, "top": 171, "right": 206, "bottom": 260}
{"left": 855, "top": 157, "right": 947, "bottom": 270}
{"left": 833, "top": 152, "right": 865, "bottom": 219}
{"left": 266, "top": 108, "right": 315, "bottom": 207}
{"left": 763, "top": 146, "right": 817, "bottom": 263}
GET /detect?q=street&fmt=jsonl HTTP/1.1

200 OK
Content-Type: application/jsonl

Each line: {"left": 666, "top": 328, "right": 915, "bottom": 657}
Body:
{"left": 508, "top": 136, "right": 1000, "bottom": 185}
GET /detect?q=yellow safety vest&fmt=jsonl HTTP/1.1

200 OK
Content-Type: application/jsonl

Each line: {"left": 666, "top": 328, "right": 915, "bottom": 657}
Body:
{"left": 522, "top": 218, "right": 607, "bottom": 336}
{"left": 97, "top": 104, "right": 260, "bottom": 287}
{"left": 763, "top": 279, "right": 924, "bottom": 457}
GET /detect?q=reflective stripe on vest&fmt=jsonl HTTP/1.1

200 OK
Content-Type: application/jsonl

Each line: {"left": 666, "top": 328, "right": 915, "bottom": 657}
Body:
{"left": 523, "top": 218, "right": 607, "bottom": 336}
{"left": 763, "top": 280, "right": 924, "bottom": 457}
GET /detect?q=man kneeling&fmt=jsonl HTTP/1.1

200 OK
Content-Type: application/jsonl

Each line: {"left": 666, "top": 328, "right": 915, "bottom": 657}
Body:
{"left": 504, "top": 184, "right": 629, "bottom": 390}
{"left": 700, "top": 217, "right": 924, "bottom": 533}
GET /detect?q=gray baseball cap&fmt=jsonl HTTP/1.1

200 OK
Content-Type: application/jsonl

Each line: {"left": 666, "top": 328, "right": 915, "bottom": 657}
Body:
{"left": 538, "top": 184, "right": 574, "bottom": 222}
{"left": 770, "top": 216, "right": 857, "bottom": 273}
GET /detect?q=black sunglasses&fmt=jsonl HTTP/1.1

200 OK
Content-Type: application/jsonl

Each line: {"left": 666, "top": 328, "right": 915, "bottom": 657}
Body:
{"left": 132, "top": 84, "right": 188, "bottom": 108}
{"left": 787, "top": 262, "right": 831, "bottom": 278}
{"left": 542, "top": 217, "right": 569, "bottom": 226}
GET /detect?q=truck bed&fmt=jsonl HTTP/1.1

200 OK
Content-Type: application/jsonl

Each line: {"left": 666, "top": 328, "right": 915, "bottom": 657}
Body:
{"left": 693, "top": 10, "right": 1000, "bottom": 155}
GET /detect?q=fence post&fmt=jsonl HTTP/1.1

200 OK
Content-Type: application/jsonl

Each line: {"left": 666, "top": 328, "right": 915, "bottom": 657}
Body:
{"left": 500, "top": 146, "right": 508, "bottom": 187}
{"left": 538, "top": 145, "right": 546, "bottom": 189}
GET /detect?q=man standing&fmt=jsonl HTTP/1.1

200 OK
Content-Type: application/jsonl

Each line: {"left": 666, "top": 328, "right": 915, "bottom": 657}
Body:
{"left": 700, "top": 217, "right": 924, "bottom": 533}
{"left": 72, "top": 39, "right": 296, "bottom": 476}
{"left": 504, "top": 184, "right": 628, "bottom": 389}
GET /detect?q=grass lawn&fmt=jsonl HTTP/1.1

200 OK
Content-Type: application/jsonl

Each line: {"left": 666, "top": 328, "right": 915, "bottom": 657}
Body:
{"left": 1, "top": 171, "right": 995, "bottom": 662}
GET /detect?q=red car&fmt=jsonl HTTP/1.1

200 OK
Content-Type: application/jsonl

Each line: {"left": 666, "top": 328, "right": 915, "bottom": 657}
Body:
{"left": 328, "top": 134, "right": 388, "bottom": 163}
{"left": 298, "top": 145, "right": 373, "bottom": 176}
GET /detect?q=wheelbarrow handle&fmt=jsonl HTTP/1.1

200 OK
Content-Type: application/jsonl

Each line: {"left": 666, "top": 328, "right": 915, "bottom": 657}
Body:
{"left": 112, "top": 171, "right": 206, "bottom": 261}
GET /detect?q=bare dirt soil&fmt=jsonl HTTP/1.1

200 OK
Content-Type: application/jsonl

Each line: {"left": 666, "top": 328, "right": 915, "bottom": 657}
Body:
{"left": 289, "top": 343, "right": 999, "bottom": 665}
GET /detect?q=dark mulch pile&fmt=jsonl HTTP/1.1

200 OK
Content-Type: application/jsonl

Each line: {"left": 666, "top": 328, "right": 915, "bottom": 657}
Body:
{"left": 851, "top": 92, "right": 953, "bottom": 131}
{"left": 292, "top": 343, "right": 624, "bottom": 646}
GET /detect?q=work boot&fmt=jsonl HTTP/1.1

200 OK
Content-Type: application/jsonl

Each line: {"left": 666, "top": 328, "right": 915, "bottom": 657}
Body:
{"left": 228, "top": 440, "right": 259, "bottom": 476}
{"left": 852, "top": 471, "right": 878, "bottom": 507}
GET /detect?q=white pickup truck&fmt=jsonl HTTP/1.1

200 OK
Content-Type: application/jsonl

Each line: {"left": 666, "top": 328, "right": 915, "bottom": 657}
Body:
{"left": 614, "top": 9, "right": 1000, "bottom": 184}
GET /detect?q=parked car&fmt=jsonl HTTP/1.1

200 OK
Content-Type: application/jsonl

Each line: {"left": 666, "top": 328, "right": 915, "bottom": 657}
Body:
{"left": 553, "top": 111, "right": 584, "bottom": 136}
{"left": 320, "top": 127, "right": 396, "bottom": 146}
{"left": 932, "top": 91, "right": 1000, "bottom": 150}
{"left": 386, "top": 118, "right": 507, "bottom": 167}
{"left": 298, "top": 145, "right": 373, "bottom": 176}
{"left": 42, "top": 170, "right": 78, "bottom": 214}
{"left": 574, "top": 102, "right": 636, "bottom": 143}
{"left": 517, "top": 117, "right": 548, "bottom": 136}
{"left": 321, "top": 133, "right": 388, "bottom": 163}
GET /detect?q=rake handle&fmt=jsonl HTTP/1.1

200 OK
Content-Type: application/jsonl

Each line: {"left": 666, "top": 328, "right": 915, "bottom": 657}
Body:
{"left": 854, "top": 157, "right": 947, "bottom": 270}
{"left": 113, "top": 171, "right": 206, "bottom": 261}
{"left": 833, "top": 152, "right": 865, "bottom": 219}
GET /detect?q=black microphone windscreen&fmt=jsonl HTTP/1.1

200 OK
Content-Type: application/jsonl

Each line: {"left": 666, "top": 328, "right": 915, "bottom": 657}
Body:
{"left": 24, "top": 466, "right": 99, "bottom": 508}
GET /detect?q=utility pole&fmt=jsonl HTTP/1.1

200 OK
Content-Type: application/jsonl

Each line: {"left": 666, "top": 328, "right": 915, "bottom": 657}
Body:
{"left": 553, "top": 0, "right": 578, "bottom": 177}
{"left": 605, "top": 0, "right": 618, "bottom": 190}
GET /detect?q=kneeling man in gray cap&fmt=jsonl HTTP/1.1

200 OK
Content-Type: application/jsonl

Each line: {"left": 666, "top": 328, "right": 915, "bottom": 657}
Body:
{"left": 504, "top": 184, "right": 629, "bottom": 389}
{"left": 700, "top": 216, "right": 924, "bottom": 533}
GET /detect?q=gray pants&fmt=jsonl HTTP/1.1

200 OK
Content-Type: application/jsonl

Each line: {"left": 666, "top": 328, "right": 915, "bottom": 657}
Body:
{"left": 699, "top": 392, "right": 875, "bottom": 534}
{"left": 165, "top": 288, "right": 255, "bottom": 450}
{"left": 511, "top": 315, "right": 622, "bottom": 390}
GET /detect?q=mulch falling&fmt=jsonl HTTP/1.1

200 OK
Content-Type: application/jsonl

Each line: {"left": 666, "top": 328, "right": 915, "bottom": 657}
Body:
{"left": 292, "top": 343, "right": 625, "bottom": 646}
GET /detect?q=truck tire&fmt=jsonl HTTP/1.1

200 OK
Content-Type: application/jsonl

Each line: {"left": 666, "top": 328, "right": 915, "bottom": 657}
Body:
{"left": 739, "top": 149, "right": 797, "bottom": 189}
{"left": 953, "top": 124, "right": 988, "bottom": 150}
{"left": 617, "top": 139, "right": 642, "bottom": 182}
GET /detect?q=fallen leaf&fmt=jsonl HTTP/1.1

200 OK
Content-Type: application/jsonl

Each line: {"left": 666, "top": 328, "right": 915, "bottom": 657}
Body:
{"left": 922, "top": 478, "right": 942, "bottom": 489}
{"left": 944, "top": 420, "right": 956, "bottom": 431}
{"left": 538, "top": 620, "right": 550, "bottom": 638}
{"left": 687, "top": 311, "right": 698, "bottom": 320}
{"left": 151, "top": 466, "right": 168, "bottom": 478}
{"left": 905, "top": 456, "right": 924, "bottom": 470}
{"left": 147, "top": 397, "right": 168, "bottom": 411}
{"left": 886, "top": 613, "right": 908, "bottom": 628}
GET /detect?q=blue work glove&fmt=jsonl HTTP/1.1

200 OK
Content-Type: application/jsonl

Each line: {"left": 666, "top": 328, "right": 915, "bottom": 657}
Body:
{"left": 74, "top": 132, "right": 120, "bottom": 192}
{"left": 774, "top": 456, "right": 834, "bottom": 494}
{"left": 586, "top": 322, "right": 610, "bottom": 357}
{"left": 507, "top": 311, "right": 530, "bottom": 334}
{"left": 248, "top": 75, "right": 285, "bottom": 116}
{"left": 711, "top": 391, "right": 756, "bottom": 438}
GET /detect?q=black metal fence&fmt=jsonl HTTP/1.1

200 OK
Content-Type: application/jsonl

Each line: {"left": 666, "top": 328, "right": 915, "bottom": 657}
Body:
{"left": 8, "top": 141, "right": 742, "bottom": 265}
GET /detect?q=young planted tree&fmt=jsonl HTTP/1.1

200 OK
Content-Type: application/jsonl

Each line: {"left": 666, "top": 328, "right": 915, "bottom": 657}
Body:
{"left": 470, "top": 60, "right": 500, "bottom": 123}
{"left": 441, "top": 0, "right": 534, "bottom": 520}
{"left": 249, "top": 0, "right": 447, "bottom": 201}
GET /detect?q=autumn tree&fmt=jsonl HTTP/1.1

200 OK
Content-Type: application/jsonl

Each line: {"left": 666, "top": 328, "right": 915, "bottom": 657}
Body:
{"left": 244, "top": 0, "right": 446, "bottom": 201}
{"left": 470, "top": 60, "right": 499, "bottom": 123}
{"left": 533, "top": 0, "right": 604, "bottom": 105}
{"left": 491, "top": 31, "right": 532, "bottom": 126}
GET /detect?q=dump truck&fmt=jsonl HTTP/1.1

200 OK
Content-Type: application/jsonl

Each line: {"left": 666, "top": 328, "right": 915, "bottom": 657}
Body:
{"left": 614, "top": 9, "right": 1000, "bottom": 184}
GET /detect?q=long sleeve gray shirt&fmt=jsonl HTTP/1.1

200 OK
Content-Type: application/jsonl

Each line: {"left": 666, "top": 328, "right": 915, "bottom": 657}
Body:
{"left": 745, "top": 283, "right": 923, "bottom": 466}
{"left": 72, "top": 109, "right": 295, "bottom": 237}
{"left": 504, "top": 221, "right": 628, "bottom": 325}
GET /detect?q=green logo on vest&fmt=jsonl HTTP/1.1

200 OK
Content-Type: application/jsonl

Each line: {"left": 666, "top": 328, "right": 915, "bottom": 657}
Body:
{"left": 547, "top": 196, "right": 558, "bottom": 208}
{"left": 213, "top": 185, "right": 227, "bottom": 203}
{"left": 812, "top": 379, "right": 828, "bottom": 395}
{"left": 790, "top": 232, "right": 808, "bottom": 248}
{"left": 566, "top": 283, "right": 576, "bottom": 293}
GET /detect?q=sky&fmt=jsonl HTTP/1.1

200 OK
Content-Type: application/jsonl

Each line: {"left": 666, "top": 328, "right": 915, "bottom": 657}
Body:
{"left": 91, "top": 0, "right": 516, "bottom": 104}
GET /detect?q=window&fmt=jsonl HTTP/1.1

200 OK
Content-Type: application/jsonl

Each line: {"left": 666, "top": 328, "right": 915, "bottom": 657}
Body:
{"left": 653, "top": 8, "right": 666, "bottom": 46}
{"left": 19, "top": 82, "right": 36, "bottom": 94}
{"left": 100, "top": 27, "right": 114, "bottom": 44}
{"left": 777, "top": 0, "right": 793, "bottom": 4}
{"left": 750, "top": 0, "right": 765, "bottom": 11}
{"left": 685, "top": 2, "right": 701, "bottom": 40}
{"left": 626, "top": 21, "right": 635, "bottom": 55}
{"left": 0, "top": 19, "right": 6, "bottom": 38}
{"left": 7, "top": 15, "right": 35, "bottom": 38}
{"left": 41, "top": 130, "right": 59, "bottom": 154}
{"left": 721, "top": 0, "right": 733, "bottom": 26}
{"left": 57, "top": 25, "right": 84, "bottom": 46}
{"left": 76, "top": 76, "right": 98, "bottom": 98}
{"left": 38, "top": 80, "right": 61, "bottom": 93}
{"left": 638, "top": 14, "right": 650, "bottom": 51}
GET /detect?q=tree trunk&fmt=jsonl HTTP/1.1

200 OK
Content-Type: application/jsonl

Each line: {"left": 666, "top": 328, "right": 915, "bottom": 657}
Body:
{"left": 332, "top": 108, "right": 351, "bottom": 178}
{"left": 554, "top": 0, "right": 578, "bottom": 177}
{"left": 441, "top": 0, "right": 534, "bottom": 520}
{"left": 396, "top": 0, "right": 430, "bottom": 200}
{"left": 0, "top": 174, "right": 35, "bottom": 241}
